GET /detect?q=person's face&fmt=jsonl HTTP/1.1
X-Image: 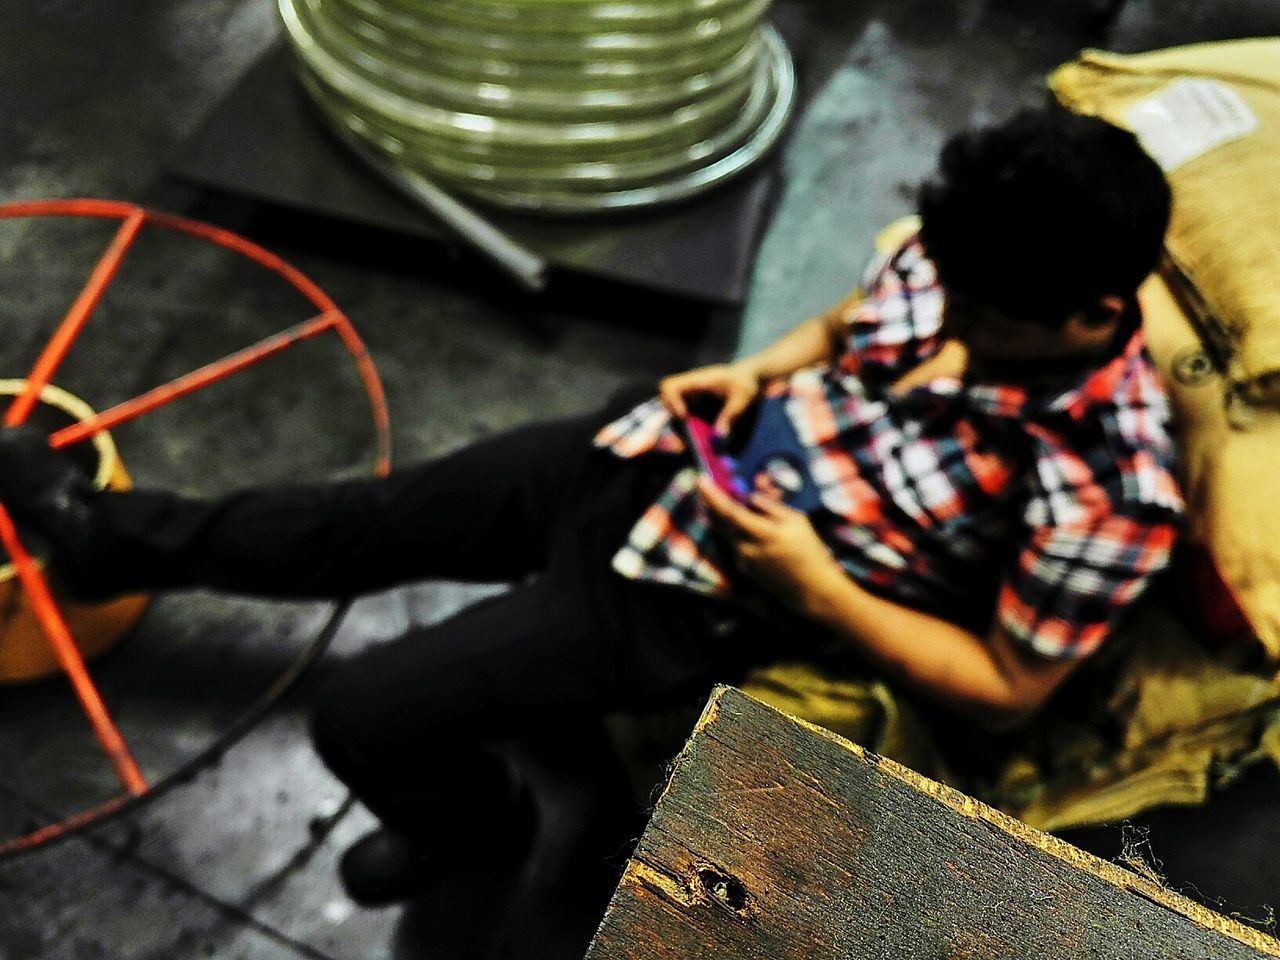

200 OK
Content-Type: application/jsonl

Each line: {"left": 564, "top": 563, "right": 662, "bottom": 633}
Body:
{"left": 941, "top": 289, "right": 1124, "bottom": 381}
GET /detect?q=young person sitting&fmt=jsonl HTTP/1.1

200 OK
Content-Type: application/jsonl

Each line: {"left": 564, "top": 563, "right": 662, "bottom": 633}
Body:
{"left": 0, "top": 108, "right": 1181, "bottom": 906}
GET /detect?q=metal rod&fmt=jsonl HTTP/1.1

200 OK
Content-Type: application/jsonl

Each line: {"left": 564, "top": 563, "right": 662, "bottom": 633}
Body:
{"left": 0, "top": 503, "right": 147, "bottom": 795}
{"left": 333, "top": 125, "right": 549, "bottom": 293}
{"left": 326, "top": 319, "right": 392, "bottom": 477}
{"left": 5, "top": 208, "right": 147, "bottom": 427}
{"left": 49, "top": 312, "right": 342, "bottom": 449}
{"left": 0, "top": 794, "right": 132, "bottom": 856}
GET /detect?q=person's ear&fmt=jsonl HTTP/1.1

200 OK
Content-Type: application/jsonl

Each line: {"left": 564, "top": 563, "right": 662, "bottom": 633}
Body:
{"left": 1081, "top": 294, "right": 1125, "bottom": 328}
{"left": 1063, "top": 295, "right": 1124, "bottom": 352}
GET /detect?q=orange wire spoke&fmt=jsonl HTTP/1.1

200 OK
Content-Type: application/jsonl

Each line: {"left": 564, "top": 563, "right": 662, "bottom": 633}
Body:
{"left": 48, "top": 312, "right": 344, "bottom": 449}
{"left": 0, "top": 795, "right": 132, "bottom": 858}
{"left": 0, "top": 503, "right": 147, "bottom": 796}
{"left": 5, "top": 208, "right": 147, "bottom": 428}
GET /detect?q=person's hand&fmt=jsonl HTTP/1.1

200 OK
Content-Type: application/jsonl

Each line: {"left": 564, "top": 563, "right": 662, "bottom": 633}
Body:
{"left": 697, "top": 475, "right": 841, "bottom": 609}
{"left": 658, "top": 361, "right": 761, "bottom": 434}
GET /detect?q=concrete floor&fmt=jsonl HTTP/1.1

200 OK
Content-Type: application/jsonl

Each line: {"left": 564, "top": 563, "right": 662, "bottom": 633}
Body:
{"left": 1, "top": 1, "right": 1278, "bottom": 958}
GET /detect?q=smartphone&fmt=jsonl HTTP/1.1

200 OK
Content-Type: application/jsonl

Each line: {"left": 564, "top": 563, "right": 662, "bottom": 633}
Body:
{"left": 731, "top": 397, "right": 822, "bottom": 513}
{"left": 682, "top": 415, "right": 749, "bottom": 501}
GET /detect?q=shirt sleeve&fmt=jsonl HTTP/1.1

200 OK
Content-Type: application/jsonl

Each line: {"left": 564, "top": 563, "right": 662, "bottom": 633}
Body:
{"left": 997, "top": 504, "right": 1179, "bottom": 661}
{"left": 836, "top": 236, "right": 944, "bottom": 379}
{"left": 592, "top": 395, "right": 685, "bottom": 459}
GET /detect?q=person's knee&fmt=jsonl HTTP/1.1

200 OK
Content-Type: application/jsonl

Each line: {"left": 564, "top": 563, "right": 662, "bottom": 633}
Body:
{"left": 307, "top": 650, "right": 461, "bottom": 782}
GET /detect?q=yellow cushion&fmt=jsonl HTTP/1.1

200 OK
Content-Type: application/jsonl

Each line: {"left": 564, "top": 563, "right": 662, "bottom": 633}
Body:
{"left": 742, "top": 596, "right": 1280, "bottom": 833}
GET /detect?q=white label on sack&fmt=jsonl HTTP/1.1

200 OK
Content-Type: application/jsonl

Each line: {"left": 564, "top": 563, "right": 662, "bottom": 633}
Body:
{"left": 1125, "top": 78, "right": 1259, "bottom": 172}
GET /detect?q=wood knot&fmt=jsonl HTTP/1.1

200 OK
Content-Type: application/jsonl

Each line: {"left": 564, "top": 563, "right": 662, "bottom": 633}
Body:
{"left": 696, "top": 867, "right": 750, "bottom": 914}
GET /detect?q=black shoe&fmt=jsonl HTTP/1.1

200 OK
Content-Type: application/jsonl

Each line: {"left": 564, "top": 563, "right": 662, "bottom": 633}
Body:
{"left": 339, "top": 782, "right": 540, "bottom": 908}
{"left": 338, "top": 828, "right": 435, "bottom": 908}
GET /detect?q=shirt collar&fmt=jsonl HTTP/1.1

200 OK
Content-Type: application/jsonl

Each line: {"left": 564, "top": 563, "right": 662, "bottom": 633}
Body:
{"left": 907, "top": 326, "right": 1146, "bottom": 421}
{"left": 1045, "top": 326, "right": 1145, "bottom": 420}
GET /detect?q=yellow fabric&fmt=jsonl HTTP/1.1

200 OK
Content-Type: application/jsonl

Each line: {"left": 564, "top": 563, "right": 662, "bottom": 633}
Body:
{"left": 1049, "top": 40, "right": 1280, "bottom": 416}
{"left": 742, "top": 595, "right": 1280, "bottom": 832}
{"left": 871, "top": 215, "right": 920, "bottom": 256}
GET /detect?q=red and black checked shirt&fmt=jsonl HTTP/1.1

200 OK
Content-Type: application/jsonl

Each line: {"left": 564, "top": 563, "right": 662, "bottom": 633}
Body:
{"left": 594, "top": 234, "right": 1184, "bottom": 661}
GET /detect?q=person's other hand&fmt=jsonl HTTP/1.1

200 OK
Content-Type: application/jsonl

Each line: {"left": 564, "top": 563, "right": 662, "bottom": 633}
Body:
{"left": 658, "top": 361, "right": 761, "bottom": 434}
{"left": 697, "top": 474, "right": 839, "bottom": 608}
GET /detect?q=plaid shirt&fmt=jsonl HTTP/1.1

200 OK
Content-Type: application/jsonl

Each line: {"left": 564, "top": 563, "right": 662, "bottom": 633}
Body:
{"left": 594, "top": 235, "right": 1184, "bottom": 661}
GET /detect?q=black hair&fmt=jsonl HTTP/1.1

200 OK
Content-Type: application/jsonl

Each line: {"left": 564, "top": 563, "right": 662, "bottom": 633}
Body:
{"left": 918, "top": 108, "right": 1171, "bottom": 327}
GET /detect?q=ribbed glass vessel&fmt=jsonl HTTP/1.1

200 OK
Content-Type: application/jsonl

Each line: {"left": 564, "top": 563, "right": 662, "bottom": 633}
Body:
{"left": 277, "top": 0, "right": 795, "bottom": 214}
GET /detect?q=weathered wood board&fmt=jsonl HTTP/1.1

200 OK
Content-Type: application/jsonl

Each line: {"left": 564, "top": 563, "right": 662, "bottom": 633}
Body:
{"left": 586, "top": 686, "right": 1280, "bottom": 960}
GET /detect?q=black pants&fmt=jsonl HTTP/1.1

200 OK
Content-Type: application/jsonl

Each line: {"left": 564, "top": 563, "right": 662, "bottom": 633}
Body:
{"left": 94, "top": 391, "right": 777, "bottom": 834}
{"left": 304, "top": 408, "right": 778, "bottom": 832}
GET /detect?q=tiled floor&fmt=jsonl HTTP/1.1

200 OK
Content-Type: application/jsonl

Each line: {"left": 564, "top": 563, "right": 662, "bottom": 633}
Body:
{"left": 1, "top": 2, "right": 1278, "bottom": 958}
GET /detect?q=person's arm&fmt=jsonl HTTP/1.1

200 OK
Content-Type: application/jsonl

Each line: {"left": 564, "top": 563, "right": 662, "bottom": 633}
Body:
{"left": 659, "top": 294, "right": 859, "bottom": 434}
{"left": 697, "top": 478, "right": 1079, "bottom": 727}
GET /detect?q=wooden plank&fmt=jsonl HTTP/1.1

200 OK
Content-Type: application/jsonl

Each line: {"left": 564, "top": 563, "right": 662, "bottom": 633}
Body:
{"left": 587, "top": 686, "right": 1280, "bottom": 960}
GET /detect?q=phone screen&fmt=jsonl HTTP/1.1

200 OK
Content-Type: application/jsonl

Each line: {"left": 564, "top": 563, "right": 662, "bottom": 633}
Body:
{"left": 683, "top": 415, "right": 747, "bottom": 501}
{"left": 731, "top": 397, "right": 821, "bottom": 513}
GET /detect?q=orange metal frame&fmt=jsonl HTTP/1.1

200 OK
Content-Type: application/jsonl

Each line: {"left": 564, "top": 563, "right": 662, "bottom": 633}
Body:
{"left": 0, "top": 198, "right": 392, "bottom": 855}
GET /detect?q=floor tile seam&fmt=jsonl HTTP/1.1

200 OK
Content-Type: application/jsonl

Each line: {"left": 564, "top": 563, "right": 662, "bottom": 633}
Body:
{"left": 112, "top": 792, "right": 359, "bottom": 960}
{"left": 0, "top": 779, "right": 356, "bottom": 960}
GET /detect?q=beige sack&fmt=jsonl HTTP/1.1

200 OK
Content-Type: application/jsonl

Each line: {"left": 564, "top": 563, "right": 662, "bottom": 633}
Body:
{"left": 1140, "top": 272, "right": 1280, "bottom": 658}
